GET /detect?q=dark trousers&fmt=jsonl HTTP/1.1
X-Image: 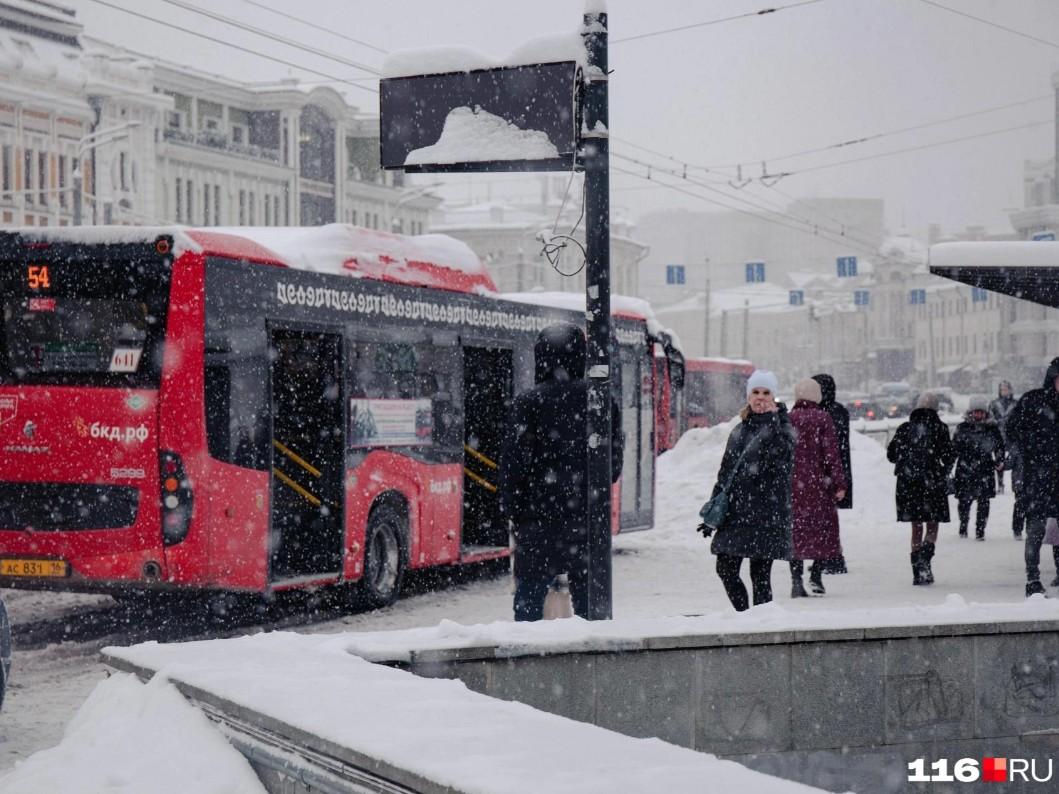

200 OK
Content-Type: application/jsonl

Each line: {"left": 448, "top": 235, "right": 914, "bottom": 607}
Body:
{"left": 957, "top": 497, "right": 990, "bottom": 536}
{"left": 716, "top": 554, "right": 773, "bottom": 612}
{"left": 1013, "top": 499, "right": 1026, "bottom": 536}
{"left": 1025, "top": 518, "right": 1047, "bottom": 584}
{"left": 513, "top": 570, "right": 588, "bottom": 622}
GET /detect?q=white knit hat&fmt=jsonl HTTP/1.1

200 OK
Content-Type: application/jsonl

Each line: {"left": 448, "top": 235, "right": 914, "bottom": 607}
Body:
{"left": 746, "top": 370, "right": 779, "bottom": 397}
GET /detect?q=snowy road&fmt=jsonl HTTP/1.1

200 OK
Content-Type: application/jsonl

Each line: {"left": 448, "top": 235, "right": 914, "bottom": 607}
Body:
{"left": 0, "top": 426, "right": 1043, "bottom": 773}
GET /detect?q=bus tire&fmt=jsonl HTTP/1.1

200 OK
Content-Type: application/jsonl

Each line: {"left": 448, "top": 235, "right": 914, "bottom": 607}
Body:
{"left": 360, "top": 504, "right": 407, "bottom": 609}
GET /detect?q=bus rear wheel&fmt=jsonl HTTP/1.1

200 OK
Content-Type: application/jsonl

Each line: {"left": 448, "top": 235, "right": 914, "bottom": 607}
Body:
{"left": 360, "top": 505, "right": 406, "bottom": 609}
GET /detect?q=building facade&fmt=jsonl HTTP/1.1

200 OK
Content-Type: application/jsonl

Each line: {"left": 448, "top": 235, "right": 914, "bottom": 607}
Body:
{"left": 0, "top": 1, "right": 438, "bottom": 231}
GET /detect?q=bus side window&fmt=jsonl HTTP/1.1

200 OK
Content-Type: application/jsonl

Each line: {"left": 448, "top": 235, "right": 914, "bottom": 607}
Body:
{"left": 205, "top": 359, "right": 269, "bottom": 470}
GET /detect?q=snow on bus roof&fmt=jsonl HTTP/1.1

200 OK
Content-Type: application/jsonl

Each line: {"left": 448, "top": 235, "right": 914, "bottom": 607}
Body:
{"left": 213, "top": 224, "right": 497, "bottom": 295}
{"left": 929, "top": 241, "right": 1059, "bottom": 269}
{"left": 3, "top": 226, "right": 203, "bottom": 257}
{"left": 501, "top": 291, "right": 684, "bottom": 351}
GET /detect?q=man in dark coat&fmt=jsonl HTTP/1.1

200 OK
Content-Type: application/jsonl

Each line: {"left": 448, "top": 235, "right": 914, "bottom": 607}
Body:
{"left": 952, "top": 396, "right": 1004, "bottom": 540}
{"left": 813, "top": 373, "right": 852, "bottom": 574}
{"left": 710, "top": 370, "right": 795, "bottom": 611}
{"left": 989, "top": 380, "right": 1017, "bottom": 495}
{"left": 499, "top": 323, "right": 623, "bottom": 621}
{"left": 887, "top": 394, "right": 955, "bottom": 585}
{"left": 1004, "top": 358, "right": 1059, "bottom": 597}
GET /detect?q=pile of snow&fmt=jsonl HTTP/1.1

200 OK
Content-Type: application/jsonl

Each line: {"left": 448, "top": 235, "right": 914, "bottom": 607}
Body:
{"left": 331, "top": 592, "right": 1059, "bottom": 662}
{"left": 0, "top": 674, "right": 264, "bottom": 794}
{"left": 382, "top": 31, "right": 588, "bottom": 78}
{"left": 406, "top": 107, "right": 559, "bottom": 166}
{"left": 622, "top": 419, "right": 896, "bottom": 553}
{"left": 104, "top": 634, "right": 823, "bottom": 794}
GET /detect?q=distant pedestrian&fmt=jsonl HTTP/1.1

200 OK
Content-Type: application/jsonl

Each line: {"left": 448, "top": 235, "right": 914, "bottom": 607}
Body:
{"left": 788, "top": 379, "right": 847, "bottom": 598}
{"left": 887, "top": 393, "right": 955, "bottom": 586}
{"left": 812, "top": 373, "right": 853, "bottom": 574}
{"left": 1004, "top": 358, "right": 1059, "bottom": 597}
{"left": 708, "top": 370, "right": 795, "bottom": 612}
{"left": 499, "top": 322, "right": 624, "bottom": 621}
{"left": 952, "top": 396, "right": 1004, "bottom": 540}
{"left": 990, "top": 381, "right": 1017, "bottom": 494}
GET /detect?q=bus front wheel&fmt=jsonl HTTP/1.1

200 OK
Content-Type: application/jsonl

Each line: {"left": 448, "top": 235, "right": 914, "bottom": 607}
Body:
{"left": 360, "top": 504, "right": 407, "bottom": 609}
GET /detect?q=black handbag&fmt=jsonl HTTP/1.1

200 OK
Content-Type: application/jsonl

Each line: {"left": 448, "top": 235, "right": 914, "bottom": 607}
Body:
{"left": 698, "top": 431, "right": 761, "bottom": 534}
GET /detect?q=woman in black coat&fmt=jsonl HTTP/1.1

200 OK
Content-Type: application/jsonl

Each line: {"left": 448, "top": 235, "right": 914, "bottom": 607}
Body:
{"left": 886, "top": 393, "right": 955, "bottom": 586}
{"left": 709, "top": 370, "right": 795, "bottom": 611}
{"left": 952, "top": 397, "right": 1004, "bottom": 540}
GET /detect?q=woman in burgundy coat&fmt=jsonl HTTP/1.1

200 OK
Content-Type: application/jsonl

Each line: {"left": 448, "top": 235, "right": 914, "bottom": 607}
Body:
{"left": 789, "top": 378, "right": 847, "bottom": 597}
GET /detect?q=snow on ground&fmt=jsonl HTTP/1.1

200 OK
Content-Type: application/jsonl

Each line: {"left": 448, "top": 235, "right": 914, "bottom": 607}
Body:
{"left": 106, "top": 634, "right": 824, "bottom": 794}
{"left": 0, "top": 673, "right": 265, "bottom": 794}
{"left": 1, "top": 424, "right": 1050, "bottom": 786}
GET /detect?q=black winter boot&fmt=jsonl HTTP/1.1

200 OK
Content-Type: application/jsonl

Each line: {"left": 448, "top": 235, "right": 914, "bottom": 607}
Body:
{"left": 791, "top": 577, "right": 808, "bottom": 598}
{"left": 1027, "top": 580, "right": 1047, "bottom": 598}
{"left": 911, "top": 550, "right": 925, "bottom": 585}
{"left": 809, "top": 564, "right": 826, "bottom": 595}
{"left": 921, "top": 542, "right": 936, "bottom": 585}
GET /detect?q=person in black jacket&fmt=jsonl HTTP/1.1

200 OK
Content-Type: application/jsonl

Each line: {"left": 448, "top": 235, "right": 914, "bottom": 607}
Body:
{"left": 887, "top": 393, "right": 955, "bottom": 585}
{"left": 812, "top": 373, "right": 852, "bottom": 574}
{"left": 499, "top": 323, "right": 623, "bottom": 621}
{"left": 709, "top": 370, "right": 795, "bottom": 611}
{"left": 952, "top": 396, "right": 1005, "bottom": 540}
{"left": 1004, "top": 357, "right": 1059, "bottom": 597}
{"left": 990, "top": 381, "right": 1017, "bottom": 495}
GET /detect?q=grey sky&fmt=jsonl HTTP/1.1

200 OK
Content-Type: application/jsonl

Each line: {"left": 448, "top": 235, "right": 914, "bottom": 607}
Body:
{"left": 68, "top": 0, "right": 1059, "bottom": 236}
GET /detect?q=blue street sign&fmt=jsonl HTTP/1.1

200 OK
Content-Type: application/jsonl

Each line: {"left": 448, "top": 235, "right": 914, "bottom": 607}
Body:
{"left": 854, "top": 289, "right": 870, "bottom": 307}
{"left": 910, "top": 288, "right": 927, "bottom": 305}
{"left": 665, "top": 264, "right": 686, "bottom": 285}
{"left": 789, "top": 290, "right": 804, "bottom": 306}
{"left": 837, "top": 256, "right": 858, "bottom": 278}
{"left": 971, "top": 287, "right": 988, "bottom": 303}
{"left": 1032, "top": 231, "right": 1056, "bottom": 241}
{"left": 745, "top": 261, "right": 765, "bottom": 283}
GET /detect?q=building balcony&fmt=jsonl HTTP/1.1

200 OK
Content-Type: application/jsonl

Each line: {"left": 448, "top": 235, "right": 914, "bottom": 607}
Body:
{"left": 163, "top": 127, "right": 281, "bottom": 164}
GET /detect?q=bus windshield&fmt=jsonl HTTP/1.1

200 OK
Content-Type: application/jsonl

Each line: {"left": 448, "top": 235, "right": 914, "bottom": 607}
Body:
{"left": 0, "top": 259, "right": 171, "bottom": 387}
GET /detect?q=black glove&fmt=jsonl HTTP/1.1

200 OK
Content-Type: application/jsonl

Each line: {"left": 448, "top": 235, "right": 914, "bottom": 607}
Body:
{"left": 696, "top": 522, "right": 715, "bottom": 538}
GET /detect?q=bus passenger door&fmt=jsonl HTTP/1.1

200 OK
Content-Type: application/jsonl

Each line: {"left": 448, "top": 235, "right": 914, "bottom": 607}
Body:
{"left": 268, "top": 328, "right": 345, "bottom": 581}
{"left": 460, "top": 346, "right": 512, "bottom": 552}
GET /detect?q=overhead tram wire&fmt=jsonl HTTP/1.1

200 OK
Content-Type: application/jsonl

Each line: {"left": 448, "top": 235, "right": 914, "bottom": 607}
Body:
{"left": 611, "top": 92, "right": 1052, "bottom": 177}
{"left": 238, "top": 0, "right": 390, "bottom": 55}
{"left": 784, "top": 118, "right": 1054, "bottom": 176}
{"left": 611, "top": 0, "right": 826, "bottom": 44}
{"left": 157, "top": 0, "right": 382, "bottom": 77}
{"left": 611, "top": 151, "right": 883, "bottom": 251}
{"left": 612, "top": 164, "right": 886, "bottom": 264}
{"left": 918, "top": 0, "right": 1059, "bottom": 50}
{"left": 84, "top": 0, "right": 379, "bottom": 95}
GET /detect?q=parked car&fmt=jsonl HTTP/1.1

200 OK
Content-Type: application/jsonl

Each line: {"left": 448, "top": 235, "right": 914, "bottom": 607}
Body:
{"left": 876, "top": 382, "right": 914, "bottom": 418}
{"left": 846, "top": 396, "right": 884, "bottom": 420}
{"left": 0, "top": 594, "right": 9, "bottom": 712}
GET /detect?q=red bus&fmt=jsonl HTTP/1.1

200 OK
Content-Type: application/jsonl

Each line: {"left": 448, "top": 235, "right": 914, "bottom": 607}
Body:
{"left": 0, "top": 225, "right": 658, "bottom": 606}
{"left": 652, "top": 331, "right": 685, "bottom": 454}
{"left": 681, "top": 357, "right": 754, "bottom": 432}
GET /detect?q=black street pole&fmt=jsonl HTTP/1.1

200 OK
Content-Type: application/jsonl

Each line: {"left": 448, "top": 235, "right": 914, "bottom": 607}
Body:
{"left": 582, "top": 10, "right": 612, "bottom": 620}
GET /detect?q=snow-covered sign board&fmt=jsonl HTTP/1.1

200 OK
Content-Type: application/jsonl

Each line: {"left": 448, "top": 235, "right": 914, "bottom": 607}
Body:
{"left": 380, "top": 61, "right": 582, "bottom": 173}
{"left": 929, "top": 241, "right": 1059, "bottom": 308}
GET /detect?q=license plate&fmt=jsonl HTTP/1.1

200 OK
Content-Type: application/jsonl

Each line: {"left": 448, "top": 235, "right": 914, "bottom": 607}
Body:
{"left": 0, "top": 559, "right": 68, "bottom": 577}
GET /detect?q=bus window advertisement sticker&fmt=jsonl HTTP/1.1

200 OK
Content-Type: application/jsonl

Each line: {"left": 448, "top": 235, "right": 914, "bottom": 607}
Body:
{"left": 0, "top": 395, "right": 17, "bottom": 426}
{"left": 350, "top": 398, "right": 432, "bottom": 448}
{"left": 28, "top": 297, "right": 56, "bottom": 312}
{"left": 108, "top": 348, "right": 143, "bottom": 373}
